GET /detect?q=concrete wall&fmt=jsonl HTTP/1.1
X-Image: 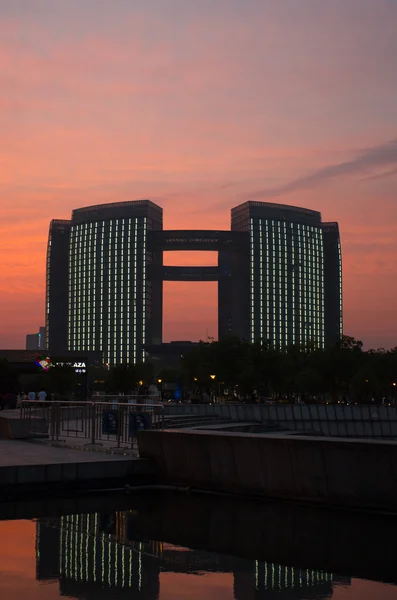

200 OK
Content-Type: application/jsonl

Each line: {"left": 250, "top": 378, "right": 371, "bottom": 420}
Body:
{"left": 138, "top": 429, "right": 397, "bottom": 512}
{"left": 163, "top": 403, "right": 397, "bottom": 437}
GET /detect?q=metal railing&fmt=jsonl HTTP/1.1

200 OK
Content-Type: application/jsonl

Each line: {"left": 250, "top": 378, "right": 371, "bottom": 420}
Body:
{"left": 20, "top": 400, "right": 164, "bottom": 448}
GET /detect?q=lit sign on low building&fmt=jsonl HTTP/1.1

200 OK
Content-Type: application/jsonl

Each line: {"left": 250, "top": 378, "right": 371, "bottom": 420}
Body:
{"left": 36, "top": 356, "right": 87, "bottom": 374}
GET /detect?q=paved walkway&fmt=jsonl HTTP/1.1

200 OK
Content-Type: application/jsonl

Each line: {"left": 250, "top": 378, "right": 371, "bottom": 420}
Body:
{"left": 0, "top": 439, "right": 133, "bottom": 466}
{"left": 0, "top": 439, "right": 151, "bottom": 488}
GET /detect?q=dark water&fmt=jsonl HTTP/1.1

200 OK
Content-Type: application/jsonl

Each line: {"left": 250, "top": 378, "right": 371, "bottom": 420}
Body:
{"left": 1, "top": 491, "right": 397, "bottom": 600}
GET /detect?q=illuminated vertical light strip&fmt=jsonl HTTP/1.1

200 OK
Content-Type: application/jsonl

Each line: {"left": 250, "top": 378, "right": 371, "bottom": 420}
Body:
{"left": 129, "top": 548, "right": 132, "bottom": 588}
{"left": 93, "top": 222, "right": 97, "bottom": 350}
{"left": 108, "top": 221, "right": 113, "bottom": 365}
{"left": 87, "top": 224, "right": 92, "bottom": 351}
{"left": 314, "top": 228, "right": 318, "bottom": 347}
{"left": 302, "top": 225, "right": 307, "bottom": 347}
{"left": 101, "top": 534, "right": 105, "bottom": 583}
{"left": 79, "top": 515, "right": 83, "bottom": 581}
{"left": 115, "top": 540, "right": 118, "bottom": 586}
{"left": 79, "top": 223, "right": 87, "bottom": 350}
{"left": 255, "top": 560, "right": 259, "bottom": 590}
{"left": 99, "top": 222, "right": 104, "bottom": 358}
{"left": 122, "top": 546, "right": 125, "bottom": 588}
{"left": 133, "top": 218, "right": 138, "bottom": 363}
{"left": 265, "top": 220, "right": 270, "bottom": 342}
{"left": 259, "top": 220, "right": 263, "bottom": 342}
{"left": 68, "top": 227, "right": 73, "bottom": 349}
{"left": 93, "top": 513, "right": 97, "bottom": 583}
{"left": 120, "top": 219, "right": 125, "bottom": 364}
{"left": 271, "top": 221, "right": 276, "bottom": 347}
{"left": 307, "top": 227, "right": 312, "bottom": 348}
{"left": 291, "top": 224, "right": 296, "bottom": 346}
{"left": 250, "top": 217, "right": 255, "bottom": 343}
{"left": 73, "top": 229, "right": 77, "bottom": 351}
{"left": 278, "top": 221, "right": 282, "bottom": 348}
{"left": 77, "top": 226, "right": 82, "bottom": 351}
{"left": 77, "top": 227, "right": 82, "bottom": 350}
{"left": 308, "top": 226, "right": 316, "bottom": 344}
{"left": 114, "top": 220, "right": 119, "bottom": 364}
{"left": 60, "top": 517, "right": 64, "bottom": 576}
{"left": 127, "top": 219, "right": 131, "bottom": 364}
{"left": 68, "top": 515, "right": 73, "bottom": 580}
{"left": 318, "top": 229, "right": 323, "bottom": 348}
{"left": 320, "top": 231, "right": 324, "bottom": 348}
{"left": 73, "top": 228, "right": 77, "bottom": 351}
{"left": 86, "top": 515, "right": 90, "bottom": 582}
{"left": 283, "top": 221, "right": 288, "bottom": 348}
{"left": 338, "top": 238, "right": 343, "bottom": 338}
{"left": 138, "top": 543, "right": 142, "bottom": 591}
{"left": 298, "top": 224, "right": 303, "bottom": 346}
{"left": 74, "top": 228, "right": 78, "bottom": 350}
{"left": 108, "top": 538, "right": 112, "bottom": 587}
{"left": 74, "top": 514, "right": 79, "bottom": 581}
{"left": 142, "top": 217, "right": 147, "bottom": 361}
{"left": 86, "top": 224, "right": 90, "bottom": 351}
{"left": 65, "top": 516, "right": 69, "bottom": 577}
{"left": 313, "top": 229, "right": 318, "bottom": 347}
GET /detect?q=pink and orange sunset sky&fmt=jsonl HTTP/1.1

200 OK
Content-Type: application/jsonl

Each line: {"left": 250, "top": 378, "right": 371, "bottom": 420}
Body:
{"left": 1, "top": 0, "right": 397, "bottom": 349}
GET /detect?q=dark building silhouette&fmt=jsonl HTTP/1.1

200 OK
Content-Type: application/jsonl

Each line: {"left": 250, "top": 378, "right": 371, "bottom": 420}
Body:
{"left": 46, "top": 200, "right": 342, "bottom": 363}
{"left": 46, "top": 219, "right": 71, "bottom": 352}
{"left": 26, "top": 326, "right": 46, "bottom": 351}
{"left": 322, "top": 222, "right": 343, "bottom": 346}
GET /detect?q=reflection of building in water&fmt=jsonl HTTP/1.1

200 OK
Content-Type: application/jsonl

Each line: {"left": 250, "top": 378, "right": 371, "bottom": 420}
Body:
{"left": 36, "top": 513, "right": 350, "bottom": 600}
{"left": 36, "top": 519, "right": 60, "bottom": 581}
{"left": 234, "top": 561, "right": 350, "bottom": 600}
{"left": 36, "top": 514, "right": 160, "bottom": 600}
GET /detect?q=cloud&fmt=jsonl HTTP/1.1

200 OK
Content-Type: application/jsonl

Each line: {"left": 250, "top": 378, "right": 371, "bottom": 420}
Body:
{"left": 240, "top": 138, "right": 397, "bottom": 200}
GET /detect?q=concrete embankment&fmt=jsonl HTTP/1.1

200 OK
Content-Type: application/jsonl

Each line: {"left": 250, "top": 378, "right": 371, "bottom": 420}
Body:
{"left": 137, "top": 429, "right": 397, "bottom": 512}
{"left": 0, "top": 439, "right": 153, "bottom": 495}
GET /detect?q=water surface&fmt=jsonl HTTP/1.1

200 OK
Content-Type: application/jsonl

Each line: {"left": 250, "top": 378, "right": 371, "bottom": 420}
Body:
{"left": 0, "top": 492, "right": 396, "bottom": 600}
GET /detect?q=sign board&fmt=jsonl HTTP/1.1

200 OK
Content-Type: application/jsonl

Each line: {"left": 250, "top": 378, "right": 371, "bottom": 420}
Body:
{"left": 36, "top": 356, "right": 87, "bottom": 374}
{"left": 102, "top": 410, "right": 118, "bottom": 435}
{"left": 129, "top": 413, "right": 151, "bottom": 437}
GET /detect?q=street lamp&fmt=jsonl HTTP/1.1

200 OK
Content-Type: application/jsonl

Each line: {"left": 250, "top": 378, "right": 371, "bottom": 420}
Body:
{"left": 157, "top": 378, "right": 162, "bottom": 384}
{"left": 210, "top": 374, "right": 216, "bottom": 380}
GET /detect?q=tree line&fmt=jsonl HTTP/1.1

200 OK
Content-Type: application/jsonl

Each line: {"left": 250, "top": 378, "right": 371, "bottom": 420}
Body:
{"left": 2, "top": 335, "right": 397, "bottom": 403}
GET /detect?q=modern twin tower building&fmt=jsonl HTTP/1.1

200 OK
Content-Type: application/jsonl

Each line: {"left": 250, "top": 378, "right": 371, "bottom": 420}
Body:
{"left": 46, "top": 200, "right": 342, "bottom": 366}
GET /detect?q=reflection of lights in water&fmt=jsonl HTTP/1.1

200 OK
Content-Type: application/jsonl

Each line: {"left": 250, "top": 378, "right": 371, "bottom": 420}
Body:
{"left": 44, "top": 512, "right": 337, "bottom": 600}
{"left": 138, "top": 543, "right": 142, "bottom": 592}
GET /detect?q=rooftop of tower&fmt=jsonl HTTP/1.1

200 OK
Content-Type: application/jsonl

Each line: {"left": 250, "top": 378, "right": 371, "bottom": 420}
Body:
{"left": 231, "top": 200, "right": 323, "bottom": 227}
{"left": 71, "top": 199, "right": 163, "bottom": 224}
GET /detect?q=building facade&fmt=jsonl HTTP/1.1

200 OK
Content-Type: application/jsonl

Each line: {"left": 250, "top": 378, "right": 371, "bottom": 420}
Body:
{"left": 26, "top": 326, "right": 46, "bottom": 351}
{"left": 67, "top": 201, "right": 163, "bottom": 366}
{"left": 46, "top": 199, "right": 342, "bottom": 364}
{"left": 231, "top": 202, "right": 342, "bottom": 348}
